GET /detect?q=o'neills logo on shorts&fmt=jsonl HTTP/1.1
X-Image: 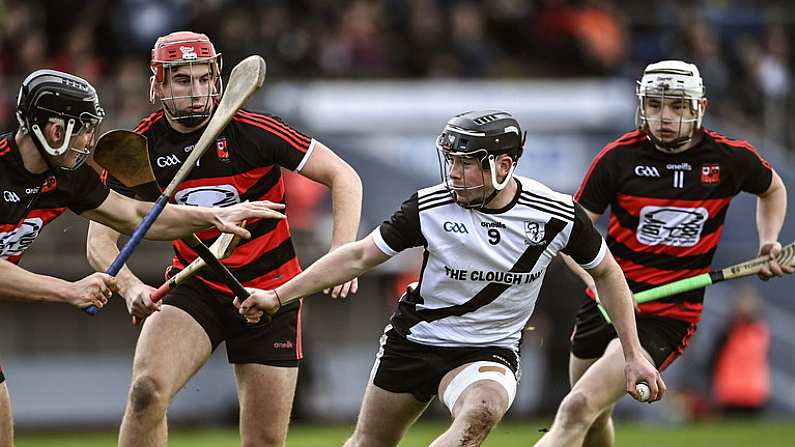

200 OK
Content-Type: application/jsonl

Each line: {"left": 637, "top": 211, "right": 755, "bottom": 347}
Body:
{"left": 273, "top": 340, "right": 295, "bottom": 350}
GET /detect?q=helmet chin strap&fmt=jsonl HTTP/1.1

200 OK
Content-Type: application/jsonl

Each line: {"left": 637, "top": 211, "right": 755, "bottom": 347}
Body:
{"left": 647, "top": 128, "right": 698, "bottom": 153}
{"left": 163, "top": 102, "right": 211, "bottom": 128}
{"left": 478, "top": 154, "right": 516, "bottom": 209}
{"left": 478, "top": 189, "right": 501, "bottom": 210}
{"left": 29, "top": 120, "right": 91, "bottom": 170}
{"left": 61, "top": 145, "right": 90, "bottom": 170}
{"left": 488, "top": 154, "right": 516, "bottom": 191}
{"left": 459, "top": 156, "right": 516, "bottom": 210}
{"left": 31, "top": 118, "right": 76, "bottom": 157}
{"left": 454, "top": 188, "right": 497, "bottom": 210}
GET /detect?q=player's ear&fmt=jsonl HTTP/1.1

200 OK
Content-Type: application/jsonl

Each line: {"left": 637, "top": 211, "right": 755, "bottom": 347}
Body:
{"left": 44, "top": 120, "right": 65, "bottom": 146}
{"left": 700, "top": 98, "right": 708, "bottom": 114}
{"left": 499, "top": 154, "right": 514, "bottom": 174}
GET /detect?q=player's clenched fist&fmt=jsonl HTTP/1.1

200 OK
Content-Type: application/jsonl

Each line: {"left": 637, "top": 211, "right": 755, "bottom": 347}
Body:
{"left": 124, "top": 282, "right": 160, "bottom": 326}
{"left": 211, "top": 201, "right": 285, "bottom": 239}
{"left": 625, "top": 355, "right": 666, "bottom": 403}
{"left": 233, "top": 288, "right": 281, "bottom": 324}
{"left": 757, "top": 241, "right": 795, "bottom": 280}
{"left": 69, "top": 273, "right": 118, "bottom": 309}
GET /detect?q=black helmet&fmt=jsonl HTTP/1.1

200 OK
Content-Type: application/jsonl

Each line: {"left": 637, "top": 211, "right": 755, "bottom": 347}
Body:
{"left": 436, "top": 110, "right": 526, "bottom": 209}
{"left": 435, "top": 110, "right": 525, "bottom": 164}
{"left": 16, "top": 69, "right": 105, "bottom": 161}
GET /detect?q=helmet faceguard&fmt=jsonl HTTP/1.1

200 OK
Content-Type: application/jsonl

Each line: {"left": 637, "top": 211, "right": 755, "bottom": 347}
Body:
{"left": 16, "top": 69, "right": 105, "bottom": 170}
{"left": 636, "top": 60, "right": 705, "bottom": 153}
{"left": 150, "top": 31, "right": 223, "bottom": 128}
{"left": 435, "top": 110, "right": 525, "bottom": 209}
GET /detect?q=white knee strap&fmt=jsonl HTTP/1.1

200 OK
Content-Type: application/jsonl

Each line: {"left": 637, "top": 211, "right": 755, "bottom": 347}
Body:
{"left": 442, "top": 361, "right": 517, "bottom": 414}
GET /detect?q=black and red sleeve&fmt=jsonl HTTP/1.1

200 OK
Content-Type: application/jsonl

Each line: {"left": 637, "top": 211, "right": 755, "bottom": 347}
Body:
{"left": 64, "top": 164, "right": 111, "bottom": 214}
{"left": 735, "top": 143, "right": 774, "bottom": 195}
{"left": 232, "top": 110, "right": 314, "bottom": 171}
{"left": 574, "top": 146, "right": 618, "bottom": 215}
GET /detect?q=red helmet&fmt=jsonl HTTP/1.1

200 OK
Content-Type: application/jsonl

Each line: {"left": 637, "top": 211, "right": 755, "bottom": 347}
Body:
{"left": 150, "top": 31, "right": 221, "bottom": 82}
{"left": 149, "top": 31, "right": 223, "bottom": 126}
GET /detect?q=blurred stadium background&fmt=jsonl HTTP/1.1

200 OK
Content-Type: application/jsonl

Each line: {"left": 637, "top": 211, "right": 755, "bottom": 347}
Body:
{"left": 1, "top": 0, "right": 795, "bottom": 445}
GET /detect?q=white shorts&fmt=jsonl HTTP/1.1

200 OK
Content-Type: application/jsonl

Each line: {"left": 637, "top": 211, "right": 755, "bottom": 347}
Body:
{"left": 441, "top": 361, "right": 518, "bottom": 414}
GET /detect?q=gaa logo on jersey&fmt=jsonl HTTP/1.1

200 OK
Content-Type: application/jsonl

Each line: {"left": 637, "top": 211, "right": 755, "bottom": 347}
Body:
{"left": 524, "top": 221, "right": 546, "bottom": 245}
{"left": 700, "top": 163, "right": 720, "bottom": 184}
{"left": 443, "top": 221, "right": 468, "bottom": 234}
{"left": 2, "top": 191, "right": 20, "bottom": 203}
{"left": 216, "top": 137, "right": 230, "bottom": 162}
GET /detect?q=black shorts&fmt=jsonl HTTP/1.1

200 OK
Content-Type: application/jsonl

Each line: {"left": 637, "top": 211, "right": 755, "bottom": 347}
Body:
{"left": 0, "top": 366, "right": 4, "bottom": 384}
{"left": 570, "top": 297, "right": 696, "bottom": 370}
{"left": 370, "top": 326, "right": 519, "bottom": 403}
{"left": 164, "top": 277, "right": 302, "bottom": 367}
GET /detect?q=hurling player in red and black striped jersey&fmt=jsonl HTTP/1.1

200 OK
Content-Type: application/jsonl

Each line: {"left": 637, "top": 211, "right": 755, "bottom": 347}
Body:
{"left": 537, "top": 61, "right": 792, "bottom": 447}
{"left": 1, "top": 69, "right": 284, "bottom": 447}
{"left": 85, "top": 31, "right": 362, "bottom": 447}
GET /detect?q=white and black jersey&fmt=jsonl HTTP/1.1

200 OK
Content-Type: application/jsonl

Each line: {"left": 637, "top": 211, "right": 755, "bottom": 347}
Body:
{"left": 372, "top": 176, "right": 606, "bottom": 351}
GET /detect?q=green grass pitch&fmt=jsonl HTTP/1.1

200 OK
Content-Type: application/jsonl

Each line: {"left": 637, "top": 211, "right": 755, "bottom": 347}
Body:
{"left": 15, "top": 419, "right": 795, "bottom": 446}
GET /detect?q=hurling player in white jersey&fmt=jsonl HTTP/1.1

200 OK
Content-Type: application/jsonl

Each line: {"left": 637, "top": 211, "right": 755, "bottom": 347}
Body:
{"left": 235, "top": 111, "right": 663, "bottom": 447}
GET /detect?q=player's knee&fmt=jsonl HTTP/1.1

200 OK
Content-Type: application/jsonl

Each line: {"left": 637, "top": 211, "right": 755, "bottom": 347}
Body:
{"left": 129, "top": 375, "right": 166, "bottom": 415}
{"left": 558, "top": 390, "right": 597, "bottom": 425}
{"left": 458, "top": 397, "right": 504, "bottom": 435}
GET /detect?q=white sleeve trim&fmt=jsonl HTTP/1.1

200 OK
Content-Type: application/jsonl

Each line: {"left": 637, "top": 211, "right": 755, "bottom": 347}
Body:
{"left": 579, "top": 238, "right": 607, "bottom": 270}
{"left": 295, "top": 139, "right": 318, "bottom": 172}
{"left": 371, "top": 228, "right": 398, "bottom": 257}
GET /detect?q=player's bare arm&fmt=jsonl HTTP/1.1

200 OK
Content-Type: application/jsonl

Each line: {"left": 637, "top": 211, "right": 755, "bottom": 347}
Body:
{"left": 0, "top": 259, "right": 116, "bottom": 309}
{"left": 235, "top": 233, "right": 388, "bottom": 323}
{"left": 756, "top": 170, "right": 792, "bottom": 279}
{"left": 81, "top": 190, "right": 285, "bottom": 240}
{"left": 298, "top": 141, "right": 363, "bottom": 298}
{"left": 586, "top": 250, "right": 666, "bottom": 401}
{"left": 561, "top": 254, "right": 597, "bottom": 291}
{"left": 86, "top": 222, "right": 159, "bottom": 320}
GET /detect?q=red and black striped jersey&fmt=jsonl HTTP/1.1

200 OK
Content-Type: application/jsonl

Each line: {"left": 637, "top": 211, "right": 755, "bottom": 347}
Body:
{"left": 0, "top": 132, "right": 110, "bottom": 264}
{"left": 104, "top": 109, "right": 315, "bottom": 295}
{"left": 575, "top": 129, "right": 773, "bottom": 323}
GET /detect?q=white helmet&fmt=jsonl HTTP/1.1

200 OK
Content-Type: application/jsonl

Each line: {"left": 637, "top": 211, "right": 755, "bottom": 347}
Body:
{"left": 636, "top": 60, "right": 706, "bottom": 151}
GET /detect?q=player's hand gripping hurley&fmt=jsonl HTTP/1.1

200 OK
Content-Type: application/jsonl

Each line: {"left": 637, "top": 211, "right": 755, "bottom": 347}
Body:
{"left": 599, "top": 241, "right": 795, "bottom": 323}
{"left": 129, "top": 230, "right": 245, "bottom": 325}
{"left": 85, "top": 55, "right": 266, "bottom": 315}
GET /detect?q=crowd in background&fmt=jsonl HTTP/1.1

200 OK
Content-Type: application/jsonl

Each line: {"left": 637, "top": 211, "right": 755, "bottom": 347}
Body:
{"left": 0, "top": 0, "right": 793, "bottom": 148}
